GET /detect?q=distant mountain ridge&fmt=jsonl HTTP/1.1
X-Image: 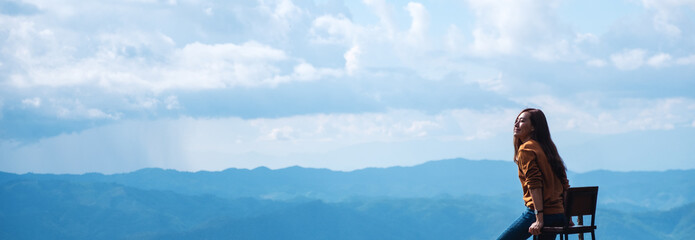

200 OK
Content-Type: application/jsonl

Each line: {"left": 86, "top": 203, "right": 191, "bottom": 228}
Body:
{"left": 2, "top": 158, "right": 694, "bottom": 211}
{"left": 3, "top": 158, "right": 695, "bottom": 239}
{"left": 2, "top": 177, "right": 694, "bottom": 239}
{"left": 1, "top": 159, "right": 520, "bottom": 200}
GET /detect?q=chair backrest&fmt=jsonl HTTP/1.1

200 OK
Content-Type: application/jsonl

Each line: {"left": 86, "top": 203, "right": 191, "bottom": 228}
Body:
{"left": 564, "top": 186, "right": 599, "bottom": 226}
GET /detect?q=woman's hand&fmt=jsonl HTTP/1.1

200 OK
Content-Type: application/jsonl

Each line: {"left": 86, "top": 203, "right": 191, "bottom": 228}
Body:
{"left": 529, "top": 220, "right": 544, "bottom": 235}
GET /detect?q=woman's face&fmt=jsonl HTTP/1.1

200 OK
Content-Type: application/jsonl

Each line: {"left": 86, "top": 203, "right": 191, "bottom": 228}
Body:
{"left": 514, "top": 112, "right": 534, "bottom": 140}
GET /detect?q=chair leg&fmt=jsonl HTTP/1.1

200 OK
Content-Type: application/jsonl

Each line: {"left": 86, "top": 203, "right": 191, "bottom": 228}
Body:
{"left": 591, "top": 230, "right": 595, "bottom": 240}
{"left": 579, "top": 232, "right": 584, "bottom": 240}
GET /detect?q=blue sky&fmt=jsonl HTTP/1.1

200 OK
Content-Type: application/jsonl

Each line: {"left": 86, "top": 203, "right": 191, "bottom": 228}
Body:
{"left": 1, "top": 0, "right": 694, "bottom": 174}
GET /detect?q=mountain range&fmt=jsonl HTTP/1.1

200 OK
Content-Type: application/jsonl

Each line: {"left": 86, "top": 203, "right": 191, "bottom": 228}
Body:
{"left": 2, "top": 158, "right": 694, "bottom": 239}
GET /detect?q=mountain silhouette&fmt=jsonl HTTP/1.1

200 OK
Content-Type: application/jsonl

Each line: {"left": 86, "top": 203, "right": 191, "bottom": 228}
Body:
{"left": 2, "top": 158, "right": 694, "bottom": 239}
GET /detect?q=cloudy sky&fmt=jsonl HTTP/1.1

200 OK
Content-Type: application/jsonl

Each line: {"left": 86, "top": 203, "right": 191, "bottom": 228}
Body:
{"left": 1, "top": 0, "right": 694, "bottom": 174}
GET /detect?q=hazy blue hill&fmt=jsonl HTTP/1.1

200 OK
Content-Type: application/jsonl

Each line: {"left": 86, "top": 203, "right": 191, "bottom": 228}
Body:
{"left": 2, "top": 158, "right": 694, "bottom": 212}
{"left": 3, "top": 178, "right": 694, "bottom": 239}
{"left": 156, "top": 197, "right": 522, "bottom": 240}
{"left": 645, "top": 202, "right": 695, "bottom": 238}
{"left": 595, "top": 201, "right": 695, "bottom": 240}
{"left": 0, "top": 159, "right": 521, "bottom": 200}
{"left": 1, "top": 178, "right": 520, "bottom": 239}
{"left": 571, "top": 169, "right": 695, "bottom": 211}
{"left": 670, "top": 203, "right": 695, "bottom": 237}
{"left": 347, "top": 159, "right": 519, "bottom": 197}
{"left": 0, "top": 171, "right": 15, "bottom": 182}
{"left": 106, "top": 159, "right": 521, "bottom": 200}
{"left": 0, "top": 179, "right": 288, "bottom": 239}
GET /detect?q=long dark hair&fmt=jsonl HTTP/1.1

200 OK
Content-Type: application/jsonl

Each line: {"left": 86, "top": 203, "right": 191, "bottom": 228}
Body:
{"left": 514, "top": 108, "right": 567, "bottom": 181}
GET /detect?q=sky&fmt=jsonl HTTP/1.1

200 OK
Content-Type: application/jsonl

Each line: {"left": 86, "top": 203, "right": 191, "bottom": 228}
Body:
{"left": 0, "top": 0, "right": 694, "bottom": 174}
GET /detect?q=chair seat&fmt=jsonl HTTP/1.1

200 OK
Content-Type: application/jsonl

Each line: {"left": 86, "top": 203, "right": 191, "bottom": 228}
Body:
{"left": 542, "top": 225, "right": 597, "bottom": 234}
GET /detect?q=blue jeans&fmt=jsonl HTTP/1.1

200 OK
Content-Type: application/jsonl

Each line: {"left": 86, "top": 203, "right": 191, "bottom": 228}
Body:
{"left": 497, "top": 208, "right": 565, "bottom": 240}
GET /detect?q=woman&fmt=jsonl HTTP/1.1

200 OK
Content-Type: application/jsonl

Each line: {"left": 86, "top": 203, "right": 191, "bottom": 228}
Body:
{"left": 497, "top": 108, "right": 571, "bottom": 240}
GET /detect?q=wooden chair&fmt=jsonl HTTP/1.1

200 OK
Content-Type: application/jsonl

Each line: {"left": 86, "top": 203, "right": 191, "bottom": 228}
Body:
{"left": 534, "top": 186, "right": 599, "bottom": 240}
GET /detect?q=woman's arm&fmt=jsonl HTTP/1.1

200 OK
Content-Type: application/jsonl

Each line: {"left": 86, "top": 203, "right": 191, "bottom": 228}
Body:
{"left": 528, "top": 188, "right": 544, "bottom": 235}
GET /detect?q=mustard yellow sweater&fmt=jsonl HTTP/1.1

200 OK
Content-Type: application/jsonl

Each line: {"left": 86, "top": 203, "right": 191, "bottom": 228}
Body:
{"left": 516, "top": 140, "right": 570, "bottom": 215}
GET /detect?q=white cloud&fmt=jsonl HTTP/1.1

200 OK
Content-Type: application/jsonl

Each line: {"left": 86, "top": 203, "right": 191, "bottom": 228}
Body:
{"left": 651, "top": 13, "right": 681, "bottom": 36}
{"left": 471, "top": 72, "right": 506, "bottom": 93}
{"left": 0, "top": 108, "right": 516, "bottom": 173}
{"left": 310, "top": 14, "right": 360, "bottom": 45}
{"left": 647, "top": 53, "right": 672, "bottom": 67}
{"left": 344, "top": 45, "right": 361, "bottom": 75}
{"left": 363, "top": 0, "right": 397, "bottom": 38}
{"left": 21, "top": 97, "right": 41, "bottom": 108}
{"left": 641, "top": 0, "right": 695, "bottom": 36}
{"left": 248, "top": 110, "right": 453, "bottom": 144}
{"left": 1, "top": 0, "right": 694, "bottom": 174}
{"left": 258, "top": 0, "right": 306, "bottom": 37}
{"left": 404, "top": 2, "right": 429, "bottom": 45}
{"left": 7, "top": 36, "right": 340, "bottom": 92}
{"left": 468, "top": 17, "right": 513, "bottom": 55}
{"left": 532, "top": 39, "right": 577, "bottom": 62}
{"left": 164, "top": 95, "right": 179, "bottom": 110}
{"left": 266, "top": 126, "right": 296, "bottom": 141}
{"left": 1, "top": 2, "right": 347, "bottom": 94}
{"left": 517, "top": 95, "right": 695, "bottom": 134}
{"left": 586, "top": 59, "right": 607, "bottom": 67}
{"left": 611, "top": 49, "right": 647, "bottom": 70}
{"left": 445, "top": 108, "right": 518, "bottom": 140}
{"left": 676, "top": 54, "right": 695, "bottom": 65}
{"left": 277, "top": 61, "right": 343, "bottom": 83}
{"left": 84, "top": 108, "right": 118, "bottom": 119}
{"left": 62, "top": 107, "right": 119, "bottom": 120}
{"left": 118, "top": 95, "right": 180, "bottom": 112}
{"left": 135, "top": 97, "right": 159, "bottom": 109}
{"left": 3, "top": 96, "right": 695, "bottom": 173}
{"left": 26, "top": 98, "right": 122, "bottom": 120}
{"left": 574, "top": 33, "right": 599, "bottom": 44}
{"left": 466, "top": 0, "right": 578, "bottom": 60}
{"left": 308, "top": 2, "right": 456, "bottom": 80}
{"left": 444, "top": 24, "right": 466, "bottom": 54}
